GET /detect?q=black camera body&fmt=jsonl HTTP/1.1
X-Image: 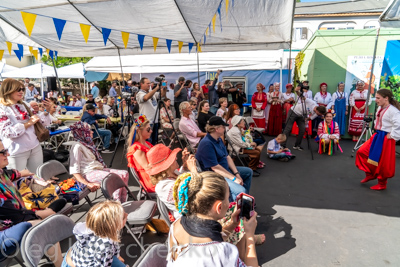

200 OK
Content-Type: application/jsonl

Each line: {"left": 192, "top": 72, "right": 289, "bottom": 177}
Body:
{"left": 364, "top": 116, "right": 373, "bottom": 123}
{"left": 295, "top": 80, "right": 309, "bottom": 94}
{"left": 154, "top": 76, "right": 165, "bottom": 83}
{"left": 47, "top": 124, "right": 59, "bottom": 132}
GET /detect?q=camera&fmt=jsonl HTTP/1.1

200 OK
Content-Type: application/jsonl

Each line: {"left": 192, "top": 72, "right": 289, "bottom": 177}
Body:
{"left": 154, "top": 76, "right": 165, "bottom": 83}
{"left": 364, "top": 115, "right": 373, "bottom": 123}
{"left": 46, "top": 124, "right": 59, "bottom": 132}
{"left": 295, "top": 80, "right": 309, "bottom": 94}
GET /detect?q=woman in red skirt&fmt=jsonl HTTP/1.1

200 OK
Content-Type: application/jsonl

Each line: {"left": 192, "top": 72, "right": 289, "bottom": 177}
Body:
{"left": 356, "top": 89, "right": 400, "bottom": 190}
{"left": 251, "top": 83, "right": 268, "bottom": 131}
{"left": 349, "top": 80, "right": 372, "bottom": 141}
{"left": 267, "top": 82, "right": 283, "bottom": 136}
{"left": 282, "top": 84, "right": 295, "bottom": 126}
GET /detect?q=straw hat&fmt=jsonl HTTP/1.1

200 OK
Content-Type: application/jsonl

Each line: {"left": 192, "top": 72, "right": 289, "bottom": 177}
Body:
{"left": 146, "top": 144, "right": 182, "bottom": 176}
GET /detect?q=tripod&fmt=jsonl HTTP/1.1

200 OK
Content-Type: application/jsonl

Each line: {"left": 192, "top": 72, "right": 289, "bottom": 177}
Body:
{"left": 282, "top": 90, "right": 314, "bottom": 160}
{"left": 351, "top": 116, "right": 373, "bottom": 157}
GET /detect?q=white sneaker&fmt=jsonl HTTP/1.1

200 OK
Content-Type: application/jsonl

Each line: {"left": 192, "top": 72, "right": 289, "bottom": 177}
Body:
{"left": 101, "top": 149, "right": 113, "bottom": 153}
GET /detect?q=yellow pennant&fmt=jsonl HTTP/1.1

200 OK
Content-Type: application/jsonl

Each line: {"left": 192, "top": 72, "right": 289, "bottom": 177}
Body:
{"left": 21, "top": 12, "right": 37, "bottom": 37}
{"left": 153, "top": 37, "right": 159, "bottom": 52}
{"left": 212, "top": 14, "right": 216, "bottom": 33}
{"left": 206, "top": 27, "right": 209, "bottom": 36}
{"left": 226, "top": 0, "right": 229, "bottom": 14}
{"left": 178, "top": 41, "right": 183, "bottom": 53}
{"left": 32, "top": 50, "right": 38, "bottom": 60}
{"left": 197, "top": 43, "right": 202, "bottom": 53}
{"left": 80, "top": 24, "right": 91, "bottom": 43}
{"left": 0, "top": 50, "right": 4, "bottom": 61}
{"left": 29, "top": 46, "right": 33, "bottom": 54}
{"left": 6, "top": 41, "right": 12, "bottom": 55}
{"left": 121, "top": 32, "right": 129, "bottom": 49}
{"left": 46, "top": 49, "right": 50, "bottom": 55}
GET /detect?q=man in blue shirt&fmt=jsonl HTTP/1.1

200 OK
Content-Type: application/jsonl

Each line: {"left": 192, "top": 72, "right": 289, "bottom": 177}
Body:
{"left": 196, "top": 116, "right": 253, "bottom": 201}
{"left": 81, "top": 104, "right": 113, "bottom": 153}
{"left": 90, "top": 82, "right": 100, "bottom": 98}
{"left": 109, "top": 82, "right": 118, "bottom": 98}
{"left": 122, "top": 80, "right": 132, "bottom": 94}
{"left": 24, "top": 84, "right": 39, "bottom": 103}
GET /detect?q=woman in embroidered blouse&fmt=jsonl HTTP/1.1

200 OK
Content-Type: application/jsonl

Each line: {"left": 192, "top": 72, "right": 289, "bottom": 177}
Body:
{"left": 251, "top": 83, "right": 268, "bottom": 132}
{"left": 313, "top": 82, "right": 332, "bottom": 136}
{"left": 126, "top": 116, "right": 155, "bottom": 193}
{"left": 267, "top": 82, "right": 283, "bottom": 136}
{"left": 282, "top": 84, "right": 295, "bottom": 125}
{"left": 330, "top": 82, "right": 349, "bottom": 136}
{"left": 349, "top": 80, "right": 373, "bottom": 141}
{"left": 0, "top": 78, "right": 45, "bottom": 171}
{"left": 168, "top": 172, "right": 259, "bottom": 266}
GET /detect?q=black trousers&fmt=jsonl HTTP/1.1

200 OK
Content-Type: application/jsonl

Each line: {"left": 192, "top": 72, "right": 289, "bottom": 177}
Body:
{"left": 282, "top": 110, "right": 306, "bottom": 147}
{"left": 174, "top": 102, "right": 182, "bottom": 119}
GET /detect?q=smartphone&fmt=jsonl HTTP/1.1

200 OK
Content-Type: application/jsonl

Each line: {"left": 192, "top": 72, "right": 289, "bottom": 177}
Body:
{"left": 236, "top": 193, "right": 255, "bottom": 220}
{"left": 162, "top": 81, "right": 167, "bottom": 86}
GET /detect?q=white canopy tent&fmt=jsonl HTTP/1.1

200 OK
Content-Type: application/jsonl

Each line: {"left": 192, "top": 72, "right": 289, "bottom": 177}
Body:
{"left": 57, "top": 63, "right": 84, "bottom": 78}
{"left": 85, "top": 51, "right": 283, "bottom": 74}
{"left": 0, "top": 62, "right": 18, "bottom": 74}
{"left": 0, "top": 0, "right": 295, "bottom": 56}
{"left": 380, "top": 0, "right": 400, "bottom": 27}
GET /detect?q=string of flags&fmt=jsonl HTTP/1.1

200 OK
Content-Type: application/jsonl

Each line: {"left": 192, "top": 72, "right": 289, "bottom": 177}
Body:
{"left": 0, "top": 0, "right": 234, "bottom": 61}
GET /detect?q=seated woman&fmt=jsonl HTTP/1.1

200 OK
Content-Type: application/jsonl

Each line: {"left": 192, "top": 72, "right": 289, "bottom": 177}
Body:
{"left": 40, "top": 100, "right": 62, "bottom": 127}
{"left": 0, "top": 140, "right": 66, "bottom": 266}
{"left": 317, "top": 111, "right": 341, "bottom": 155}
{"left": 227, "top": 116, "right": 263, "bottom": 175}
{"left": 168, "top": 172, "right": 259, "bottom": 266}
{"left": 160, "top": 98, "right": 175, "bottom": 138}
{"left": 69, "top": 121, "right": 129, "bottom": 201}
{"left": 197, "top": 100, "right": 214, "bottom": 132}
{"left": 126, "top": 115, "right": 156, "bottom": 193}
{"left": 225, "top": 104, "right": 240, "bottom": 129}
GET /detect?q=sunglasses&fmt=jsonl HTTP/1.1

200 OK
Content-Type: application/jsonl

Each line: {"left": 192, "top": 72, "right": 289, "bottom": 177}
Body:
{"left": 0, "top": 149, "right": 8, "bottom": 156}
{"left": 18, "top": 87, "right": 25, "bottom": 92}
{"left": 145, "top": 127, "right": 152, "bottom": 132}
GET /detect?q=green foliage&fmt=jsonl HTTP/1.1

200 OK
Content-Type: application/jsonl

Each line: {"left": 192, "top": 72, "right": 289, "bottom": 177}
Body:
{"left": 41, "top": 56, "right": 92, "bottom": 68}
{"left": 293, "top": 51, "right": 305, "bottom": 86}
{"left": 380, "top": 74, "right": 400, "bottom": 101}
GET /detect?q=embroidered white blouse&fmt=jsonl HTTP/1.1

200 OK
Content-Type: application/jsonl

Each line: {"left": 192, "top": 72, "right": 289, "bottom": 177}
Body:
{"left": 281, "top": 92, "right": 295, "bottom": 103}
{"left": 374, "top": 105, "right": 400, "bottom": 141}
{"left": 0, "top": 103, "right": 39, "bottom": 155}
{"left": 349, "top": 89, "right": 372, "bottom": 107}
{"left": 314, "top": 92, "right": 332, "bottom": 106}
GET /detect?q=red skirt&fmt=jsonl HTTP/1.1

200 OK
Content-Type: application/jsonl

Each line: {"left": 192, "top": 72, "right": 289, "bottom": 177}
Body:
{"left": 282, "top": 103, "right": 293, "bottom": 123}
{"left": 355, "top": 133, "right": 396, "bottom": 180}
{"left": 348, "top": 100, "right": 366, "bottom": 136}
{"left": 253, "top": 118, "right": 266, "bottom": 130}
{"left": 292, "top": 120, "right": 312, "bottom": 137}
{"left": 267, "top": 104, "right": 283, "bottom": 136}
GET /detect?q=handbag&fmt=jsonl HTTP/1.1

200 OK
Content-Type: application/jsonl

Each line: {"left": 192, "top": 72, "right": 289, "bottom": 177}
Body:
{"left": 22, "top": 102, "right": 50, "bottom": 142}
{"left": 17, "top": 177, "right": 59, "bottom": 210}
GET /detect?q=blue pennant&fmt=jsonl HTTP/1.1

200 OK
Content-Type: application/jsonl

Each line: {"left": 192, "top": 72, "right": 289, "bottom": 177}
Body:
{"left": 204, "top": 34, "right": 206, "bottom": 45}
{"left": 217, "top": 3, "right": 222, "bottom": 32}
{"left": 166, "top": 39, "right": 172, "bottom": 53}
{"left": 188, "top": 43, "right": 194, "bottom": 54}
{"left": 138, "top": 34, "right": 145, "bottom": 50}
{"left": 13, "top": 50, "right": 22, "bottom": 61}
{"left": 53, "top": 18, "right": 66, "bottom": 41}
{"left": 102, "top": 28, "right": 111, "bottom": 46}
{"left": 38, "top": 47, "right": 43, "bottom": 57}
{"left": 49, "top": 50, "right": 54, "bottom": 60}
{"left": 17, "top": 44, "right": 24, "bottom": 58}
{"left": 55, "top": 51, "right": 58, "bottom": 59}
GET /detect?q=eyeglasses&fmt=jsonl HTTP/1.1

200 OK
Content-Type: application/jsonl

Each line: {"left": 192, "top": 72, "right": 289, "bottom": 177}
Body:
{"left": 18, "top": 87, "right": 25, "bottom": 92}
{"left": 0, "top": 149, "right": 8, "bottom": 156}
{"left": 146, "top": 127, "right": 152, "bottom": 132}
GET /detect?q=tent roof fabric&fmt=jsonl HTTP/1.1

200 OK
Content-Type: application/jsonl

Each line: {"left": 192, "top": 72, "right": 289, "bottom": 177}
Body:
{"left": 1, "top": 63, "right": 55, "bottom": 78}
{"left": 0, "top": 0, "right": 295, "bottom": 56}
{"left": 84, "top": 50, "right": 283, "bottom": 74}
{"left": 57, "top": 63, "right": 84, "bottom": 78}
{"left": 0, "top": 62, "right": 18, "bottom": 73}
{"left": 296, "top": 0, "right": 389, "bottom": 15}
{"left": 380, "top": 0, "right": 400, "bottom": 27}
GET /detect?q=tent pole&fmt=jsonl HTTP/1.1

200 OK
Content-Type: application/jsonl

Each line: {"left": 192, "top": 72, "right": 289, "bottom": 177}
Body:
{"left": 51, "top": 57, "right": 62, "bottom": 99}
{"left": 288, "top": 0, "right": 296, "bottom": 84}
{"left": 117, "top": 48, "right": 126, "bottom": 92}
{"left": 196, "top": 48, "right": 200, "bottom": 87}
{"left": 280, "top": 50, "right": 283, "bottom": 92}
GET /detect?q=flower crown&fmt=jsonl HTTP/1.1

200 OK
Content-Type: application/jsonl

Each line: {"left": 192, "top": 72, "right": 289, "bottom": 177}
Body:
{"left": 134, "top": 114, "right": 148, "bottom": 128}
{"left": 326, "top": 109, "right": 336, "bottom": 118}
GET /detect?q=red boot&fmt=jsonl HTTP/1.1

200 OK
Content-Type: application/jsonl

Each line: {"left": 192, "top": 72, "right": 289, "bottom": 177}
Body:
{"left": 370, "top": 179, "right": 387, "bottom": 190}
{"left": 361, "top": 174, "right": 375, "bottom": 183}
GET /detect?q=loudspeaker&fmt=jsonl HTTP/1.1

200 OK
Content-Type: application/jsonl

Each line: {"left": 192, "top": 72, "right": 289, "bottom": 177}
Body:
{"left": 47, "top": 77, "right": 57, "bottom": 91}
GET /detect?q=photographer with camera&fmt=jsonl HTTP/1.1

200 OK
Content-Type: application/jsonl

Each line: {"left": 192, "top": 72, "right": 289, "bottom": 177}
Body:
{"left": 282, "top": 85, "right": 327, "bottom": 150}
{"left": 209, "top": 70, "right": 222, "bottom": 114}
{"left": 174, "top": 77, "right": 187, "bottom": 119}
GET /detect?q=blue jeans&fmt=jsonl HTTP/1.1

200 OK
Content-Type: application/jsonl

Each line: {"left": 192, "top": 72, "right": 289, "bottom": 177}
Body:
{"left": 0, "top": 222, "right": 32, "bottom": 261}
{"left": 61, "top": 252, "right": 125, "bottom": 267}
{"left": 94, "top": 128, "right": 111, "bottom": 149}
{"left": 240, "top": 107, "right": 244, "bottom": 116}
{"left": 270, "top": 153, "right": 291, "bottom": 160}
{"left": 225, "top": 166, "right": 253, "bottom": 202}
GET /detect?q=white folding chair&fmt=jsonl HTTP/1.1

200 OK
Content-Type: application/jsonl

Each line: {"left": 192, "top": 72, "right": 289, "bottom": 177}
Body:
{"left": 245, "top": 116, "right": 265, "bottom": 133}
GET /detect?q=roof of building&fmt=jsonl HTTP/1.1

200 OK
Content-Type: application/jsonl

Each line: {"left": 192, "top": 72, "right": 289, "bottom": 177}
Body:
{"left": 295, "top": 0, "right": 390, "bottom": 16}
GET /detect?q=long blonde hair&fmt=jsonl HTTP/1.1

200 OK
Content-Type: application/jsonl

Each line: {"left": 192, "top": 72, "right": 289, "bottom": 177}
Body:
{"left": 86, "top": 200, "right": 125, "bottom": 242}
{"left": 0, "top": 78, "right": 24, "bottom": 106}
{"left": 126, "top": 119, "right": 150, "bottom": 147}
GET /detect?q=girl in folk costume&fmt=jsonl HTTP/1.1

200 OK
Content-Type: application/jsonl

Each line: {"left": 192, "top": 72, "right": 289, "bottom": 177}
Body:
{"left": 313, "top": 83, "right": 332, "bottom": 135}
{"left": 251, "top": 83, "right": 268, "bottom": 131}
{"left": 356, "top": 89, "right": 400, "bottom": 190}
{"left": 265, "top": 84, "right": 274, "bottom": 128}
{"left": 330, "top": 82, "right": 349, "bottom": 136}
{"left": 267, "top": 82, "right": 283, "bottom": 135}
{"left": 282, "top": 84, "right": 295, "bottom": 124}
{"left": 348, "top": 80, "right": 373, "bottom": 141}
{"left": 317, "top": 110, "right": 342, "bottom": 155}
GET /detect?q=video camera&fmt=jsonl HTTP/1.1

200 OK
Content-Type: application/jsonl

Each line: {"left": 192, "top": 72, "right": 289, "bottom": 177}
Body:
{"left": 46, "top": 124, "right": 59, "bottom": 132}
{"left": 295, "top": 80, "right": 310, "bottom": 94}
{"left": 364, "top": 115, "right": 373, "bottom": 123}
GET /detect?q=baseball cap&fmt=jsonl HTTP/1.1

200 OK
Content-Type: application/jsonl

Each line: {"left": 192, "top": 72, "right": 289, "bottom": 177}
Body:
{"left": 94, "top": 97, "right": 102, "bottom": 103}
{"left": 208, "top": 116, "right": 229, "bottom": 126}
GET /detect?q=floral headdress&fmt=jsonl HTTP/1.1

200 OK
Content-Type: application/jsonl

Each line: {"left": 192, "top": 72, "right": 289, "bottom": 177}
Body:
{"left": 326, "top": 109, "right": 336, "bottom": 118}
{"left": 131, "top": 114, "right": 149, "bottom": 145}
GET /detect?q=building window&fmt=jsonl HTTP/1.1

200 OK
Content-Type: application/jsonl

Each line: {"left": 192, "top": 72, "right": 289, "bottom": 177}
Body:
{"left": 364, "top": 25, "right": 376, "bottom": 29}
{"left": 293, "top": 27, "right": 308, "bottom": 41}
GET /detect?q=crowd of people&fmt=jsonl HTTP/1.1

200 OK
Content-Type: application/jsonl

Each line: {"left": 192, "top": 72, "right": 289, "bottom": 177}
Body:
{"left": 0, "top": 71, "right": 399, "bottom": 267}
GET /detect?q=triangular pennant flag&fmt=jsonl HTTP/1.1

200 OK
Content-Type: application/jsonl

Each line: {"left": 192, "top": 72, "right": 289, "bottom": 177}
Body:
{"left": 204, "top": 35, "right": 206, "bottom": 45}
{"left": 217, "top": 4, "right": 222, "bottom": 32}
{"left": 232, "top": 0, "right": 234, "bottom": 8}
{"left": 0, "top": 50, "right": 4, "bottom": 61}
{"left": 226, "top": 0, "right": 229, "bottom": 14}
{"left": 6, "top": 42, "right": 12, "bottom": 55}
{"left": 32, "top": 50, "right": 38, "bottom": 60}
{"left": 138, "top": 35, "right": 145, "bottom": 50}
{"left": 206, "top": 27, "right": 209, "bottom": 36}
{"left": 166, "top": 39, "right": 172, "bottom": 53}
{"left": 29, "top": 46, "right": 33, "bottom": 54}
{"left": 196, "top": 43, "right": 202, "bottom": 53}
{"left": 38, "top": 47, "right": 43, "bottom": 57}
{"left": 178, "top": 41, "right": 183, "bottom": 53}
{"left": 121, "top": 32, "right": 129, "bottom": 48}
{"left": 188, "top": 43, "right": 194, "bottom": 54}
{"left": 80, "top": 24, "right": 91, "bottom": 43}
{"left": 55, "top": 51, "right": 58, "bottom": 59}
{"left": 46, "top": 49, "right": 50, "bottom": 55}
{"left": 152, "top": 37, "right": 159, "bottom": 52}
{"left": 17, "top": 44, "right": 24, "bottom": 58}
{"left": 53, "top": 18, "right": 66, "bottom": 41}
{"left": 49, "top": 50, "right": 54, "bottom": 60}
{"left": 21, "top": 12, "right": 37, "bottom": 37}
{"left": 208, "top": 23, "right": 211, "bottom": 36}
{"left": 13, "top": 50, "right": 22, "bottom": 61}
{"left": 102, "top": 28, "right": 111, "bottom": 46}
{"left": 212, "top": 14, "right": 216, "bottom": 33}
